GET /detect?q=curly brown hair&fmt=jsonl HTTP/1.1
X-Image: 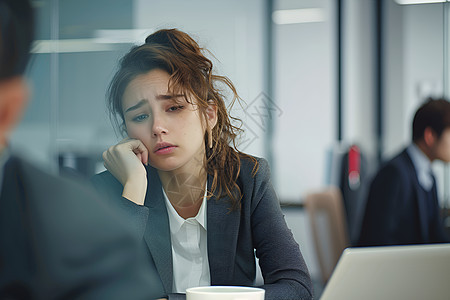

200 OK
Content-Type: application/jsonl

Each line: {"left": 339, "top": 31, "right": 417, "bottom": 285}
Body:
{"left": 107, "top": 28, "right": 258, "bottom": 209}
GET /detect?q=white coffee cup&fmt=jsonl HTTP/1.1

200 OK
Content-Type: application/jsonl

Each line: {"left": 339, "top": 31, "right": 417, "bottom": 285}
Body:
{"left": 186, "top": 286, "right": 265, "bottom": 300}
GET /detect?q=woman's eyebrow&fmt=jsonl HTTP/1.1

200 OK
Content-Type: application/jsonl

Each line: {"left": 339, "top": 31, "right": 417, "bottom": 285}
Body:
{"left": 124, "top": 94, "right": 185, "bottom": 113}
{"left": 155, "top": 94, "right": 184, "bottom": 100}
{"left": 124, "top": 99, "right": 146, "bottom": 113}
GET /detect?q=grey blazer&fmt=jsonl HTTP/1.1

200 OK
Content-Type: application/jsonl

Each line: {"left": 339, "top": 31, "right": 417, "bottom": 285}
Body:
{"left": 92, "top": 156, "right": 313, "bottom": 300}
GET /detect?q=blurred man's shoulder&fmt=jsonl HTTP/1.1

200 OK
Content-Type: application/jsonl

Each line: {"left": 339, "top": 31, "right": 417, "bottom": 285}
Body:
{"left": 8, "top": 155, "right": 101, "bottom": 201}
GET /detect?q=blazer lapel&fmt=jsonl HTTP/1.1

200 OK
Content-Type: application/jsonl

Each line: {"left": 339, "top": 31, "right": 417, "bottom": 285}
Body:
{"left": 142, "top": 170, "right": 242, "bottom": 288}
{"left": 143, "top": 167, "right": 173, "bottom": 293}
{"left": 404, "top": 151, "right": 429, "bottom": 241}
{"left": 414, "top": 182, "right": 429, "bottom": 241}
{"left": 206, "top": 175, "right": 241, "bottom": 285}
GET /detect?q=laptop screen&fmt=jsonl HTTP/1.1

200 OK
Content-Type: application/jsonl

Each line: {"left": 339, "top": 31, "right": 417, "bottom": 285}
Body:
{"left": 320, "top": 243, "right": 450, "bottom": 300}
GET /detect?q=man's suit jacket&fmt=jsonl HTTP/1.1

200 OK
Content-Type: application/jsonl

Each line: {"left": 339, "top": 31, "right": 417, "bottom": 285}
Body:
{"left": 92, "top": 156, "right": 313, "bottom": 300}
{"left": 358, "top": 149, "right": 449, "bottom": 246}
{"left": 0, "top": 155, "right": 163, "bottom": 299}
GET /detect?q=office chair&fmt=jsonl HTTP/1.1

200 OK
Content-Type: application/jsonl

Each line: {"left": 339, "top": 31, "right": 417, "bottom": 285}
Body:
{"left": 304, "top": 186, "right": 349, "bottom": 285}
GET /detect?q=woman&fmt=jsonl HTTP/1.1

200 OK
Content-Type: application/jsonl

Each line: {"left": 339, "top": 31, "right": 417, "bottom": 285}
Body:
{"left": 92, "top": 28, "right": 312, "bottom": 300}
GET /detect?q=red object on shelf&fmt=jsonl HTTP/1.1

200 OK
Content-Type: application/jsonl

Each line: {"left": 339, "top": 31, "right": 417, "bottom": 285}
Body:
{"left": 348, "top": 145, "right": 361, "bottom": 190}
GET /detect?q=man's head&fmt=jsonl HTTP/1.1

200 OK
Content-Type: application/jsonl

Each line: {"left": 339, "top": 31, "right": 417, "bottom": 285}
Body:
{"left": 0, "top": 0, "right": 33, "bottom": 147}
{"left": 413, "top": 98, "right": 450, "bottom": 162}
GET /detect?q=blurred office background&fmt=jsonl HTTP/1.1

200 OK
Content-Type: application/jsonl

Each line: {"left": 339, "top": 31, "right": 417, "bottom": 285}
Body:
{"left": 12, "top": 0, "right": 450, "bottom": 296}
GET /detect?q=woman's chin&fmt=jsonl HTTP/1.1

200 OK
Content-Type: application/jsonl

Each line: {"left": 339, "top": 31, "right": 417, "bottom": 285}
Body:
{"left": 148, "top": 160, "right": 180, "bottom": 172}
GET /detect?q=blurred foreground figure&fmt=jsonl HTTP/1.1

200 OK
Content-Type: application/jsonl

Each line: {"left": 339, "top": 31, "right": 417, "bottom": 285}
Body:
{"left": 0, "top": 0, "right": 163, "bottom": 298}
{"left": 358, "top": 98, "right": 450, "bottom": 246}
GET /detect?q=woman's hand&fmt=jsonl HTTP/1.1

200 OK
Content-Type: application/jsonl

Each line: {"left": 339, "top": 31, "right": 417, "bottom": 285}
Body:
{"left": 102, "top": 138, "right": 148, "bottom": 205}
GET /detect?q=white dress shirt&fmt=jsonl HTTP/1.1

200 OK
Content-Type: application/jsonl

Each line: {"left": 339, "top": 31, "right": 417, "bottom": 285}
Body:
{"left": 406, "top": 143, "right": 434, "bottom": 191}
{"left": 163, "top": 185, "right": 210, "bottom": 293}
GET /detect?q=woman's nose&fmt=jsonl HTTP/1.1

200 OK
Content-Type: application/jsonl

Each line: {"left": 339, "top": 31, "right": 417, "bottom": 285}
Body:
{"left": 151, "top": 114, "right": 168, "bottom": 136}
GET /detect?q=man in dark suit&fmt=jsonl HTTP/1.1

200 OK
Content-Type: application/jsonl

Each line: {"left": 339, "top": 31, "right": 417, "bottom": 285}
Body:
{"left": 358, "top": 98, "right": 450, "bottom": 246}
{"left": 0, "top": 0, "right": 163, "bottom": 298}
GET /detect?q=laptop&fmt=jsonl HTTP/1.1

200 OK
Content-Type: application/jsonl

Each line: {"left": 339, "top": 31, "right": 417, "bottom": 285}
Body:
{"left": 320, "top": 243, "right": 450, "bottom": 300}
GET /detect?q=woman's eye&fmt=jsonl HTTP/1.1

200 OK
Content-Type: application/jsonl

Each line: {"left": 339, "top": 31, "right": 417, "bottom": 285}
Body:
{"left": 168, "top": 105, "right": 184, "bottom": 112}
{"left": 132, "top": 114, "right": 149, "bottom": 122}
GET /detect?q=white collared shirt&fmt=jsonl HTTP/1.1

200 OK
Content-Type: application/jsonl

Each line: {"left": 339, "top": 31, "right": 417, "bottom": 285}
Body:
{"left": 406, "top": 143, "right": 434, "bottom": 191}
{"left": 163, "top": 185, "right": 210, "bottom": 293}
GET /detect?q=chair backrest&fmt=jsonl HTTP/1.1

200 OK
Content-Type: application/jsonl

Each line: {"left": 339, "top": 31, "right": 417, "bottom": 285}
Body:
{"left": 304, "top": 186, "right": 349, "bottom": 284}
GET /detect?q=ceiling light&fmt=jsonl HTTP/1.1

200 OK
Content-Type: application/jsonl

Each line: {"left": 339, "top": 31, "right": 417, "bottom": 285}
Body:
{"left": 395, "top": 0, "right": 445, "bottom": 4}
{"left": 272, "top": 8, "right": 325, "bottom": 25}
{"left": 31, "top": 39, "right": 115, "bottom": 54}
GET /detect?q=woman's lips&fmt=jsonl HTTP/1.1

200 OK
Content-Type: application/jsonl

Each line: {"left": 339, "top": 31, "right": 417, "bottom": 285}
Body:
{"left": 153, "top": 142, "right": 177, "bottom": 154}
{"left": 155, "top": 146, "right": 176, "bottom": 154}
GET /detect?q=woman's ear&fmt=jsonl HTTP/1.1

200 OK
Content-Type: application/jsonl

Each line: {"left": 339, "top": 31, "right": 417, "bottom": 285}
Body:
{"left": 206, "top": 100, "right": 218, "bottom": 129}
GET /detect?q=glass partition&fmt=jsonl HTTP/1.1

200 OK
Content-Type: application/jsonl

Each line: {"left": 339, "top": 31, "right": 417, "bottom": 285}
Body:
{"left": 13, "top": 0, "right": 134, "bottom": 175}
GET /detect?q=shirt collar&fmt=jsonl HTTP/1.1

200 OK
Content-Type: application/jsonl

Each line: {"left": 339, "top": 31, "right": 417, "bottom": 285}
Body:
{"left": 163, "top": 183, "right": 208, "bottom": 233}
{"left": 407, "top": 143, "right": 434, "bottom": 190}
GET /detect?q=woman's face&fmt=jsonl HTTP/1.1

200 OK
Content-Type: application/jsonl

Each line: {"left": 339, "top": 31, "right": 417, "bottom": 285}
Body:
{"left": 122, "top": 69, "right": 216, "bottom": 173}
